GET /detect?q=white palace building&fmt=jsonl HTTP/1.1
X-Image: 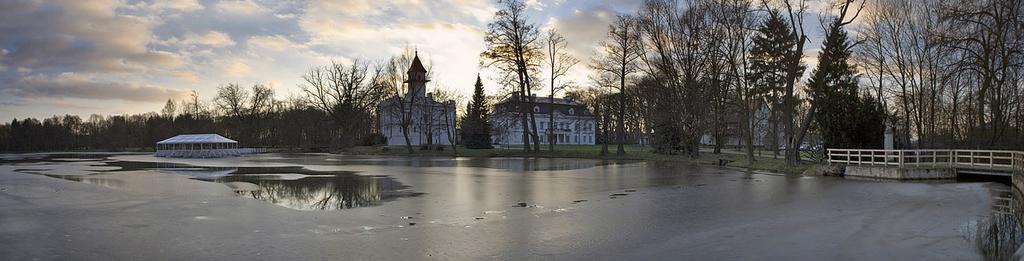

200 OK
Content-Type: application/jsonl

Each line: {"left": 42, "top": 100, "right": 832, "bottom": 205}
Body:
{"left": 491, "top": 96, "right": 597, "bottom": 145}
{"left": 378, "top": 53, "right": 456, "bottom": 146}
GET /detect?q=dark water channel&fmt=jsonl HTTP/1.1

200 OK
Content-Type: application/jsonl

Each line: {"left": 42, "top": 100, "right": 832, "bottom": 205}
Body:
{"left": 972, "top": 183, "right": 1024, "bottom": 261}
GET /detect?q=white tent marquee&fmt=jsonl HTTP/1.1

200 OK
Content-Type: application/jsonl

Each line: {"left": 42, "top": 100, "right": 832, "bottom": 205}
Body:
{"left": 155, "top": 134, "right": 260, "bottom": 158}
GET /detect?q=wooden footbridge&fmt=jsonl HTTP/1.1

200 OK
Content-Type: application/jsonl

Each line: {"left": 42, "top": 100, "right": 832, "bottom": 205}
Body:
{"left": 827, "top": 149, "right": 1024, "bottom": 177}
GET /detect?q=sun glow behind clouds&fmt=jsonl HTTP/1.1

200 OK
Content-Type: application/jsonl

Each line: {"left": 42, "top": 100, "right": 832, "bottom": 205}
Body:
{"left": 0, "top": 0, "right": 826, "bottom": 120}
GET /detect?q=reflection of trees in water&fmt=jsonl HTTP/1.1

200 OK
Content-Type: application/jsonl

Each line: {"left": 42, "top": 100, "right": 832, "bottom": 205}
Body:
{"left": 460, "top": 158, "right": 605, "bottom": 171}
{"left": 217, "top": 174, "right": 411, "bottom": 211}
{"left": 262, "top": 155, "right": 625, "bottom": 171}
{"left": 973, "top": 188, "right": 1024, "bottom": 261}
{"left": 48, "top": 175, "right": 127, "bottom": 190}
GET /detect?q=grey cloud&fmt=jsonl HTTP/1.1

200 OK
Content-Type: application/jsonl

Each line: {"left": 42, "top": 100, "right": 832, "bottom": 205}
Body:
{"left": 3, "top": 74, "right": 189, "bottom": 102}
{"left": 0, "top": 1, "right": 178, "bottom": 73}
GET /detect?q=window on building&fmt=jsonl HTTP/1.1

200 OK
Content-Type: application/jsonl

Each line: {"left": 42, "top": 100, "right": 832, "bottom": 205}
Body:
{"left": 534, "top": 106, "right": 540, "bottom": 113}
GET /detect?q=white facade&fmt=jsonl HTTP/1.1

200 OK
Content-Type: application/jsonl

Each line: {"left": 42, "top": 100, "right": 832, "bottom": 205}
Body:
{"left": 379, "top": 96, "right": 456, "bottom": 146}
{"left": 378, "top": 54, "right": 456, "bottom": 146}
{"left": 491, "top": 97, "right": 597, "bottom": 145}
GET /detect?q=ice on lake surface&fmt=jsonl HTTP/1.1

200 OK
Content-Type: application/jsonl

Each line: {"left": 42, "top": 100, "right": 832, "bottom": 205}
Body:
{"left": 0, "top": 153, "right": 632, "bottom": 211}
{"left": 0, "top": 152, "right": 1021, "bottom": 260}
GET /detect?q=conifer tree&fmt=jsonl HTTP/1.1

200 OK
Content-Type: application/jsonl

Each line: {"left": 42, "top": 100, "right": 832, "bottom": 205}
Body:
{"left": 462, "top": 75, "right": 493, "bottom": 149}
{"left": 748, "top": 11, "right": 801, "bottom": 156}
{"left": 808, "top": 19, "right": 884, "bottom": 149}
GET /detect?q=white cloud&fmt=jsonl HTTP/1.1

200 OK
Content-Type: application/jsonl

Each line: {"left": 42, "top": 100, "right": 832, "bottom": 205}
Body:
{"left": 526, "top": 0, "right": 547, "bottom": 10}
{"left": 224, "top": 61, "right": 252, "bottom": 77}
{"left": 297, "top": 1, "right": 496, "bottom": 96}
{"left": 179, "top": 31, "right": 237, "bottom": 48}
{"left": 215, "top": 0, "right": 267, "bottom": 15}
{"left": 145, "top": 0, "right": 204, "bottom": 12}
{"left": 247, "top": 35, "right": 294, "bottom": 51}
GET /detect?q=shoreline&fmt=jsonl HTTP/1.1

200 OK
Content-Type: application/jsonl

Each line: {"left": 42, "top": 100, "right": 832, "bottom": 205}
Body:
{"left": 340, "top": 145, "right": 816, "bottom": 175}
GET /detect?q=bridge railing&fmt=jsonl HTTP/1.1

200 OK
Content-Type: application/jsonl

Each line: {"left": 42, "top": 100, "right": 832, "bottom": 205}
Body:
{"left": 827, "top": 149, "right": 1022, "bottom": 171}
{"left": 1015, "top": 152, "right": 1024, "bottom": 176}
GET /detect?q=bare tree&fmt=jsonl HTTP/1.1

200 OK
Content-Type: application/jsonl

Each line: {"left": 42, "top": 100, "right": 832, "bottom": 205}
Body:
{"left": 379, "top": 49, "right": 420, "bottom": 153}
{"left": 482, "top": 0, "right": 544, "bottom": 152}
{"left": 543, "top": 29, "right": 579, "bottom": 152}
{"left": 716, "top": 0, "right": 758, "bottom": 163}
{"left": 593, "top": 15, "right": 643, "bottom": 156}
{"left": 431, "top": 87, "right": 463, "bottom": 153}
{"left": 300, "top": 59, "right": 387, "bottom": 148}
{"left": 215, "top": 83, "right": 248, "bottom": 119}
{"left": 161, "top": 99, "right": 176, "bottom": 118}
{"left": 635, "top": 0, "right": 718, "bottom": 157}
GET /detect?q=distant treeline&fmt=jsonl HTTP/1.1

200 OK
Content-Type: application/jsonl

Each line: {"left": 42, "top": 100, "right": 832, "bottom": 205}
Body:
{"left": 0, "top": 108, "right": 349, "bottom": 152}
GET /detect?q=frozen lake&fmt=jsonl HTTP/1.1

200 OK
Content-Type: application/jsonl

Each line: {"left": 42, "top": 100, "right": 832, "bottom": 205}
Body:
{"left": 0, "top": 153, "right": 1017, "bottom": 260}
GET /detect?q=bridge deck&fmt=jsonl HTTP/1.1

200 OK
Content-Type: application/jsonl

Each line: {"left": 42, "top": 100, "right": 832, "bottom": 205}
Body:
{"left": 828, "top": 149, "right": 1023, "bottom": 177}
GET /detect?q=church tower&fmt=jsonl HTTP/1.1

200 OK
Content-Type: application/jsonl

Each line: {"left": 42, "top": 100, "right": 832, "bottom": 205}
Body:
{"left": 405, "top": 51, "right": 429, "bottom": 98}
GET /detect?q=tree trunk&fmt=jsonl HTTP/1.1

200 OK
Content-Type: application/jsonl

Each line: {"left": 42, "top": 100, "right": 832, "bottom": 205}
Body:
{"left": 789, "top": 103, "right": 816, "bottom": 164}
{"left": 601, "top": 113, "right": 610, "bottom": 156}
{"left": 616, "top": 86, "right": 626, "bottom": 156}
{"left": 549, "top": 84, "right": 556, "bottom": 152}
{"left": 745, "top": 105, "right": 755, "bottom": 164}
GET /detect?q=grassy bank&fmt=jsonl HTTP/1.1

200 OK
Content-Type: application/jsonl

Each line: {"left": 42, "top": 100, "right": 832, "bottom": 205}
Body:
{"left": 343, "top": 144, "right": 813, "bottom": 174}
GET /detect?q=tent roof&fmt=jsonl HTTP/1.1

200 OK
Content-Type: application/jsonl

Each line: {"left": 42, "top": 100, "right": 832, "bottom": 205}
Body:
{"left": 157, "top": 134, "right": 237, "bottom": 145}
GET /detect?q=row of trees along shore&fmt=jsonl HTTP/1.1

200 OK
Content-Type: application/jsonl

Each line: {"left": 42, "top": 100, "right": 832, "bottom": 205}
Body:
{"left": 2, "top": 0, "right": 1024, "bottom": 167}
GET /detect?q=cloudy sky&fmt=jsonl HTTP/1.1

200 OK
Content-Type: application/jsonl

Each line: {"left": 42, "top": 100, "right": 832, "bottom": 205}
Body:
{"left": 0, "top": 0, "right": 830, "bottom": 120}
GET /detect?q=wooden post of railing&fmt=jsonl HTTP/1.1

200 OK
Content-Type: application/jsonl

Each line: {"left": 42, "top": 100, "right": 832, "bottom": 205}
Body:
{"left": 827, "top": 149, "right": 831, "bottom": 165}
{"left": 989, "top": 152, "right": 995, "bottom": 169}
{"left": 949, "top": 150, "right": 955, "bottom": 168}
{"left": 914, "top": 151, "right": 920, "bottom": 167}
{"left": 872, "top": 150, "right": 877, "bottom": 166}
{"left": 898, "top": 150, "right": 904, "bottom": 168}
{"left": 966, "top": 150, "right": 974, "bottom": 166}
{"left": 932, "top": 151, "right": 936, "bottom": 167}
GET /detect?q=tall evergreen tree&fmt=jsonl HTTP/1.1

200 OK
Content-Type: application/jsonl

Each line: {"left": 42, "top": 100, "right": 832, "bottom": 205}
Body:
{"left": 808, "top": 19, "right": 884, "bottom": 149}
{"left": 748, "top": 11, "right": 801, "bottom": 156}
{"left": 462, "top": 75, "right": 493, "bottom": 149}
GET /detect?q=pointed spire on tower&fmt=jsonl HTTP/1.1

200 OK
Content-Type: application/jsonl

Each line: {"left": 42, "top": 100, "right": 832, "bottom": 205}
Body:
{"left": 408, "top": 51, "right": 427, "bottom": 74}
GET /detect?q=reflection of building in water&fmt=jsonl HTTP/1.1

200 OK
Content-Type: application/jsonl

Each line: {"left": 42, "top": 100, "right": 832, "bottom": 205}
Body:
{"left": 158, "top": 168, "right": 237, "bottom": 180}
{"left": 482, "top": 158, "right": 605, "bottom": 171}
{"left": 216, "top": 174, "right": 413, "bottom": 211}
